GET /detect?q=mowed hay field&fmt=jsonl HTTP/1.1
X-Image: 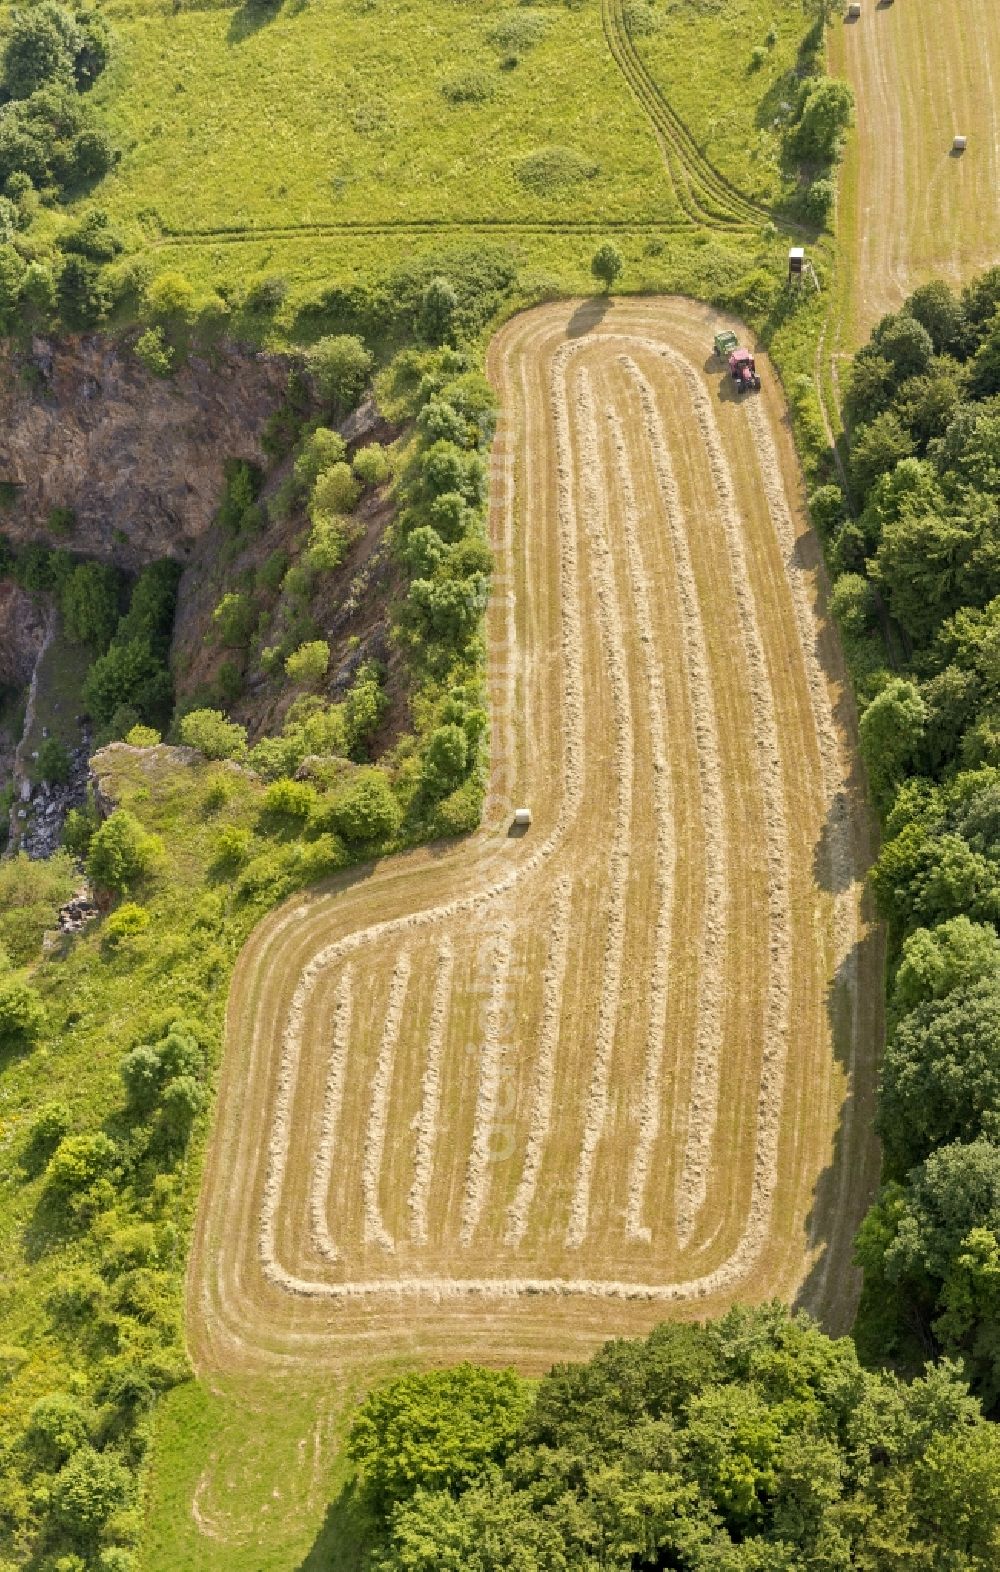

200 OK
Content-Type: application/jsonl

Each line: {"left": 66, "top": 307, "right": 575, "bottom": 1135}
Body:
{"left": 832, "top": 0, "right": 1000, "bottom": 339}
{"left": 188, "top": 300, "right": 882, "bottom": 1408}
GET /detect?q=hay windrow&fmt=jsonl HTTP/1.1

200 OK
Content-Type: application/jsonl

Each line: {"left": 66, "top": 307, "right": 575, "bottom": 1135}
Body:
{"left": 604, "top": 399, "right": 677, "bottom": 1246}
{"left": 362, "top": 951, "right": 412, "bottom": 1253}
{"left": 460, "top": 921, "right": 514, "bottom": 1246}
{"left": 505, "top": 875, "right": 573, "bottom": 1247}
{"left": 564, "top": 367, "right": 634, "bottom": 1252}
{"left": 309, "top": 965, "right": 354, "bottom": 1264}
{"left": 408, "top": 940, "right": 455, "bottom": 1246}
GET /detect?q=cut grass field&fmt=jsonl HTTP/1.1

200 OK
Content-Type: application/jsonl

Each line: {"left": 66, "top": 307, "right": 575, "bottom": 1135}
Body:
{"left": 831, "top": 0, "right": 1000, "bottom": 341}
{"left": 167, "top": 298, "right": 882, "bottom": 1566}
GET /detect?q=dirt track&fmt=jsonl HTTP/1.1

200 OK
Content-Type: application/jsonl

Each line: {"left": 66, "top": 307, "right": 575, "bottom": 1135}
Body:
{"left": 187, "top": 299, "right": 882, "bottom": 1382}
{"left": 833, "top": 0, "right": 1000, "bottom": 338}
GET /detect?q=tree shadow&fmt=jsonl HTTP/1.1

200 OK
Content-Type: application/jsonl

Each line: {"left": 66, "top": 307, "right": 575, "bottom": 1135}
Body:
{"left": 227, "top": 0, "right": 287, "bottom": 44}
{"left": 297, "top": 1477, "right": 374, "bottom": 1571}
{"left": 792, "top": 919, "right": 885, "bottom": 1331}
{"left": 565, "top": 295, "right": 611, "bottom": 339}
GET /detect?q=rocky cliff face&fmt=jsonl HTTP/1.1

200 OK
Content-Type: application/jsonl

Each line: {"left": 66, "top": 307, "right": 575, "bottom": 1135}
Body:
{"left": 0, "top": 336, "right": 291, "bottom": 569}
{"left": 0, "top": 578, "right": 48, "bottom": 687}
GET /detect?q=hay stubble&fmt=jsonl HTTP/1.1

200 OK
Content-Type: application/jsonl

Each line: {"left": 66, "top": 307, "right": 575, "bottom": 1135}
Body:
{"left": 190, "top": 299, "right": 882, "bottom": 1386}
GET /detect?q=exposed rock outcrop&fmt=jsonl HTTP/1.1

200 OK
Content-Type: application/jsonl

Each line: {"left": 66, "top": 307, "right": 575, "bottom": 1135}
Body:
{"left": 0, "top": 336, "right": 292, "bottom": 569}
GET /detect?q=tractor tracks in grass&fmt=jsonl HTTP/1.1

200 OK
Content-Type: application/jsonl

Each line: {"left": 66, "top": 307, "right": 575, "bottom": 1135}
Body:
{"left": 600, "top": 0, "right": 770, "bottom": 233}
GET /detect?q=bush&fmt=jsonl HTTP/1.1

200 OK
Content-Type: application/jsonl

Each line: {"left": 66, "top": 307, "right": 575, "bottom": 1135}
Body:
{"left": 145, "top": 270, "right": 194, "bottom": 321}
{"left": 830, "top": 572, "right": 875, "bottom": 636}
{"left": 49, "top": 1445, "right": 130, "bottom": 1541}
{"left": 791, "top": 76, "right": 854, "bottom": 165}
{"left": 86, "top": 810, "right": 162, "bottom": 894}
{"left": 802, "top": 176, "right": 834, "bottom": 226}
{"left": 46, "top": 1131, "right": 116, "bottom": 1197}
{"left": 134, "top": 326, "right": 173, "bottom": 377}
{"left": 103, "top": 903, "right": 150, "bottom": 947}
{"left": 331, "top": 770, "right": 401, "bottom": 847}
{"left": 352, "top": 443, "right": 390, "bottom": 488}
{"left": 304, "top": 513, "right": 349, "bottom": 572}
{"left": 212, "top": 825, "right": 252, "bottom": 868}
{"left": 294, "top": 427, "right": 347, "bottom": 491}
{"left": 285, "top": 639, "right": 329, "bottom": 687}
{"left": 216, "top": 458, "right": 262, "bottom": 536}
{"left": 211, "top": 591, "right": 257, "bottom": 648}
{"left": 591, "top": 242, "right": 623, "bottom": 291}
{"left": 312, "top": 462, "right": 360, "bottom": 516}
{"left": 0, "top": 974, "right": 46, "bottom": 1052}
{"left": 307, "top": 334, "right": 373, "bottom": 413}
{"left": 61, "top": 561, "right": 121, "bottom": 653}
{"left": 123, "top": 724, "right": 160, "bottom": 747}
{"left": 25, "top": 1393, "right": 90, "bottom": 1471}
{"left": 417, "top": 276, "right": 458, "bottom": 346}
{"left": 179, "top": 708, "right": 247, "bottom": 761}
{"left": 36, "top": 735, "right": 71, "bottom": 785}
{"left": 261, "top": 778, "right": 317, "bottom": 820}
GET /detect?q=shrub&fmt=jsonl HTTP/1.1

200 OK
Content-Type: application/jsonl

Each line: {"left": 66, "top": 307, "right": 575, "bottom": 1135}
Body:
{"left": 440, "top": 69, "right": 494, "bottom": 105}
{"left": 304, "top": 512, "right": 349, "bottom": 572}
{"left": 36, "top": 735, "right": 71, "bottom": 784}
{"left": 261, "top": 778, "right": 317, "bottom": 820}
{"left": 352, "top": 443, "right": 390, "bottom": 488}
{"left": 49, "top": 1445, "right": 130, "bottom": 1540}
{"left": 119, "top": 1044, "right": 161, "bottom": 1110}
{"left": 159, "top": 1073, "right": 204, "bottom": 1144}
{"left": 591, "top": 242, "right": 623, "bottom": 292}
{"left": 86, "top": 810, "right": 162, "bottom": 894}
{"left": 417, "top": 276, "right": 458, "bottom": 346}
{"left": 212, "top": 824, "right": 252, "bottom": 868}
{"left": 25, "top": 1393, "right": 90, "bottom": 1471}
{"left": 63, "top": 799, "right": 99, "bottom": 858}
{"left": 285, "top": 639, "right": 330, "bottom": 687}
{"left": 145, "top": 270, "right": 194, "bottom": 321}
{"left": 0, "top": 974, "right": 46, "bottom": 1052}
{"left": 791, "top": 76, "right": 854, "bottom": 165}
{"left": 830, "top": 572, "right": 875, "bottom": 636}
{"left": 179, "top": 708, "right": 247, "bottom": 761}
{"left": 211, "top": 591, "right": 257, "bottom": 648}
{"left": 134, "top": 326, "right": 173, "bottom": 376}
{"left": 307, "top": 334, "right": 373, "bottom": 413}
{"left": 123, "top": 724, "right": 160, "bottom": 747}
{"left": 61, "top": 561, "right": 120, "bottom": 651}
{"left": 401, "top": 524, "right": 447, "bottom": 580}
{"left": 47, "top": 504, "right": 75, "bottom": 535}
{"left": 216, "top": 458, "right": 262, "bottom": 535}
{"left": 422, "top": 723, "right": 470, "bottom": 799}
{"left": 802, "top": 175, "right": 834, "bottom": 226}
{"left": 103, "top": 903, "right": 150, "bottom": 947}
{"left": 312, "top": 461, "right": 360, "bottom": 516}
{"left": 294, "top": 427, "right": 347, "bottom": 491}
{"left": 46, "top": 1131, "right": 116, "bottom": 1197}
{"left": 331, "top": 770, "right": 401, "bottom": 847}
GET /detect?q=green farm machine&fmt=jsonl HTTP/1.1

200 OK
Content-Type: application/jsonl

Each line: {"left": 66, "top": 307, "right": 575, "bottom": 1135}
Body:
{"left": 713, "top": 330, "right": 761, "bottom": 394}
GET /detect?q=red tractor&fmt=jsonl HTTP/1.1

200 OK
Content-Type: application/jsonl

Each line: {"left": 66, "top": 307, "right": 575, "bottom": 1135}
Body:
{"left": 712, "top": 330, "right": 761, "bottom": 394}
{"left": 728, "top": 347, "right": 761, "bottom": 394}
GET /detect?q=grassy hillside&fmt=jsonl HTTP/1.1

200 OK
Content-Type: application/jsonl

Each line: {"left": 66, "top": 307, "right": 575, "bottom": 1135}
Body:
{"left": 66, "top": 0, "right": 825, "bottom": 309}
